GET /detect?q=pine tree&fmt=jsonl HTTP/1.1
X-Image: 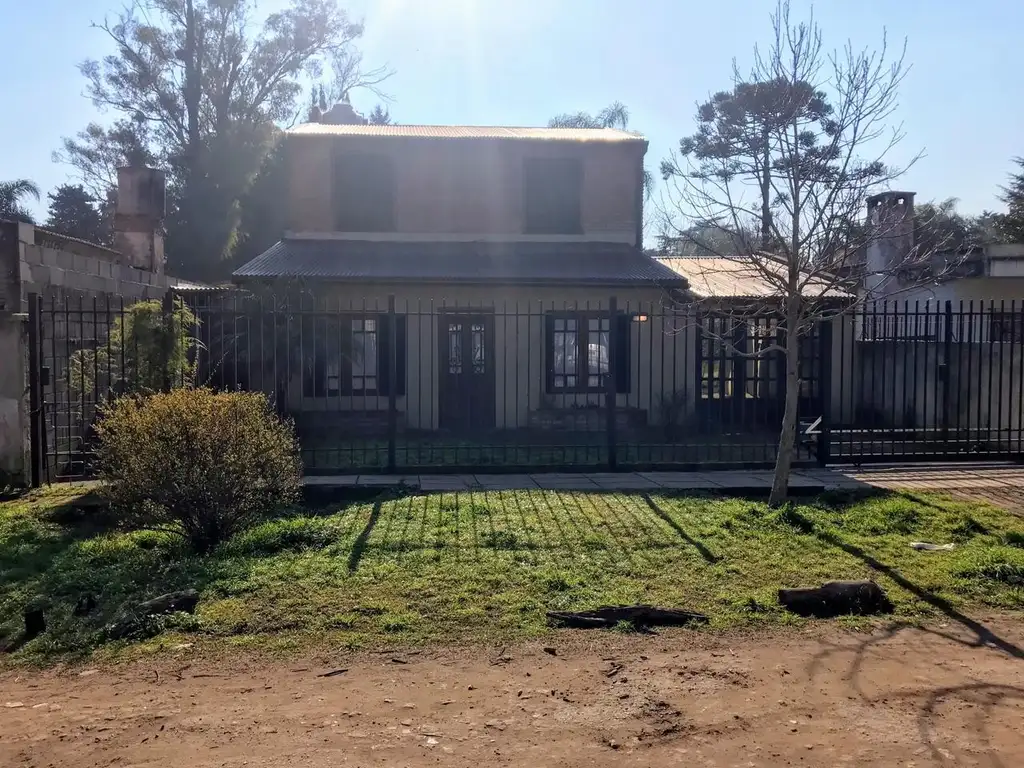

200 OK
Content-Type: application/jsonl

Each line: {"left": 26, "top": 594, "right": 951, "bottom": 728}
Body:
{"left": 997, "top": 157, "right": 1024, "bottom": 243}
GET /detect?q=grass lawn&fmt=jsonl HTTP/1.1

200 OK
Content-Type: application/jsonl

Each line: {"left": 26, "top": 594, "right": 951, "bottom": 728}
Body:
{"left": 1, "top": 485, "right": 1023, "bottom": 664}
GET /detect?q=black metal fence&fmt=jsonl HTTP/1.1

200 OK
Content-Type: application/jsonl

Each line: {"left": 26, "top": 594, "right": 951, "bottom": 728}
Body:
{"left": 26, "top": 290, "right": 1024, "bottom": 483}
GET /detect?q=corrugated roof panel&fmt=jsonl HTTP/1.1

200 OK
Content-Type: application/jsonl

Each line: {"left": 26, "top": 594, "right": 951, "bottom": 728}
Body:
{"left": 287, "top": 123, "right": 646, "bottom": 142}
{"left": 234, "top": 239, "right": 684, "bottom": 286}
{"left": 657, "top": 257, "right": 850, "bottom": 298}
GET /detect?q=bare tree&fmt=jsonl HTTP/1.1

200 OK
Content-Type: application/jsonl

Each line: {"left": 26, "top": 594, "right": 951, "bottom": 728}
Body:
{"left": 660, "top": 2, "right": 962, "bottom": 505}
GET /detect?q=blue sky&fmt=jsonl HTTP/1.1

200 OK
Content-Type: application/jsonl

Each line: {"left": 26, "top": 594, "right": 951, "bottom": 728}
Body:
{"left": 1, "top": 0, "right": 1020, "bottom": 223}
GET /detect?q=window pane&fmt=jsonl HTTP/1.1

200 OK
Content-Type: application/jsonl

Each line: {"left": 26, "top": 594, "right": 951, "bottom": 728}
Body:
{"left": 472, "top": 323, "right": 486, "bottom": 374}
{"left": 554, "top": 327, "right": 578, "bottom": 377}
{"left": 588, "top": 332, "right": 609, "bottom": 375}
{"left": 448, "top": 323, "right": 462, "bottom": 374}
{"left": 352, "top": 316, "right": 378, "bottom": 390}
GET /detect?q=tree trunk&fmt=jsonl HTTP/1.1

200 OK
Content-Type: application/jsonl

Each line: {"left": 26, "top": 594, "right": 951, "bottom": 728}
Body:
{"left": 769, "top": 311, "right": 801, "bottom": 507}
{"left": 759, "top": 132, "right": 772, "bottom": 251}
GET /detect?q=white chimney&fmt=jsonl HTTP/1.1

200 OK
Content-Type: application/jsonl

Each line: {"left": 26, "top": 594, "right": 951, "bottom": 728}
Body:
{"left": 114, "top": 166, "right": 166, "bottom": 274}
{"left": 864, "top": 191, "right": 915, "bottom": 297}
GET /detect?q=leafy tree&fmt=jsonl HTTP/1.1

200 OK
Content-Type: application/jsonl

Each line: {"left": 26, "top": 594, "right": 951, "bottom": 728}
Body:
{"left": 548, "top": 102, "right": 631, "bottom": 131}
{"left": 914, "top": 198, "right": 994, "bottom": 254}
{"left": 69, "top": 298, "right": 199, "bottom": 397}
{"left": 661, "top": 1, "right": 936, "bottom": 505}
{"left": 368, "top": 104, "right": 392, "bottom": 125}
{"left": 233, "top": 131, "right": 289, "bottom": 270}
{"left": 59, "top": 0, "right": 388, "bottom": 282}
{"left": 996, "top": 157, "right": 1024, "bottom": 243}
{"left": 45, "top": 183, "right": 109, "bottom": 244}
{"left": 53, "top": 119, "right": 153, "bottom": 203}
{"left": 0, "top": 179, "right": 40, "bottom": 223}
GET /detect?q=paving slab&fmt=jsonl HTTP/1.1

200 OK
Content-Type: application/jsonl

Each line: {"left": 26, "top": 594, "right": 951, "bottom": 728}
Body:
{"left": 533, "top": 476, "right": 600, "bottom": 490}
{"left": 474, "top": 474, "right": 539, "bottom": 490}
{"left": 354, "top": 475, "right": 407, "bottom": 486}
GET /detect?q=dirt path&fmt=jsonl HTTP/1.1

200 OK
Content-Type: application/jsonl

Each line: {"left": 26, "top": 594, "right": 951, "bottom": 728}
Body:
{"left": 3, "top": 618, "right": 1024, "bottom": 767}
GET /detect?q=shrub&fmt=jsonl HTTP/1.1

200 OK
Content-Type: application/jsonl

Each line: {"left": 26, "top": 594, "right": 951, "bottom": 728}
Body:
{"left": 95, "top": 388, "right": 302, "bottom": 553}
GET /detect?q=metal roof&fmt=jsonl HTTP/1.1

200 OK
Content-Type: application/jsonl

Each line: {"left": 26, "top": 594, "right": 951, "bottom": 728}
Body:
{"left": 288, "top": 123, "right": 646, "bottom": 143}
{"left": 658, "top": 257, "right": 850, "bottom": 299}
{"left": 234, "top": 239, "right": 685, "bottom": 286}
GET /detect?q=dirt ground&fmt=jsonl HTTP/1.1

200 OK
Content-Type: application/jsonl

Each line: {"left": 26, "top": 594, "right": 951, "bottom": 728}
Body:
{"left": 3, "top": 618, "right": 1024, "bottom": 767}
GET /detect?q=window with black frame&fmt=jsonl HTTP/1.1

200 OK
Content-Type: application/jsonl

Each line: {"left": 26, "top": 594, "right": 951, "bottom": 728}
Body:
{"left": 545, "top": 312, "right": 629, "bottom": 394}
{"left": 302, "top": 314, "right": 405, "bottom": 397}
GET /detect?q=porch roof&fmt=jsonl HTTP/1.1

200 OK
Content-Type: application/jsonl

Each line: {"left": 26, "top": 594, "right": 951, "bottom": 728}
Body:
{"left": 233, "top": 239, "right": 688, "bottom": 287}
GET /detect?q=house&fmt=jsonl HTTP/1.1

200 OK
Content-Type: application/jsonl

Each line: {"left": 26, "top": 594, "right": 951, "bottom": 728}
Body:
{"left": 229, "top": 102, "right": 692, "bottom": 443}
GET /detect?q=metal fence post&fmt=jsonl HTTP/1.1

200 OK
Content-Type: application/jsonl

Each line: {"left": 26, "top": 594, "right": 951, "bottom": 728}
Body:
{"left": 387, "top": 294, "right": 398, "bottom": 473}
{"left": 161, "top": 288, "right": 174, "bottom": 393}
{"left": 941, "top": 300, "right": 953, "bottom": 445}
{"left": 816, "top": 319, "right": 833, "bottom": 467}
{"left": 606, "top": 295, "right": 618, "bottom": 471}
{"left": 27, "top": 293, "right": 43, "bottom": 487}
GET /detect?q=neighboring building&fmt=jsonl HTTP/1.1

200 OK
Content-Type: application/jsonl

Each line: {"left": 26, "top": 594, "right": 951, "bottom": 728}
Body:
{"left": 231, "top": 103, "right": 689, "bottom": 435}
{"left": 861, "top": 191, "right": 1024, "bottom": 307}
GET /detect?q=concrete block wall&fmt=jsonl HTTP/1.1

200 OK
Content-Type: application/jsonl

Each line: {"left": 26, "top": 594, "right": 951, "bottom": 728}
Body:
{"left": 0, "top": 222, "right": 187, "bottom": 485}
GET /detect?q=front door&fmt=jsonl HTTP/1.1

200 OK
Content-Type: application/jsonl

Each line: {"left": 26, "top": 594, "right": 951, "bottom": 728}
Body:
{"left": 439, "top": 313, "right": 495, "bottom": 431}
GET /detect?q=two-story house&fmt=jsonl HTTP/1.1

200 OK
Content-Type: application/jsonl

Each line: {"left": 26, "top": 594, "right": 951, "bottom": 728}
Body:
{"left": 232, "top": 102, "right": 687, "bottom": 437}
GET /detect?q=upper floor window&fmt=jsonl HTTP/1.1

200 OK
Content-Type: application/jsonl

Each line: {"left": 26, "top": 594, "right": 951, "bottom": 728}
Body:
{"left": 333, "top": 152, "right": 395, "bottom": 232}
{"left": 523, "top": 158, "right": 582, "bottom": 235}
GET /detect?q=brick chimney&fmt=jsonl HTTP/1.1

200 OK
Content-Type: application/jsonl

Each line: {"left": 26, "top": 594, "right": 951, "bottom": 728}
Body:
{"left": 113, "top": 167, "right": 166, "bottom": 274}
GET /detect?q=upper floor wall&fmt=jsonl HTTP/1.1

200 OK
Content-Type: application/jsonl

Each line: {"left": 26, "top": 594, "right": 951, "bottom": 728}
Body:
{"left": 285, "top": 125, "right": 647, "bottom": 245}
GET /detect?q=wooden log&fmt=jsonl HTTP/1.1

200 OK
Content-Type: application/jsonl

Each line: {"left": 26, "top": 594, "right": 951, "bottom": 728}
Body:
{"left": 778, "top": 580, "right": 892, "bottom": 618}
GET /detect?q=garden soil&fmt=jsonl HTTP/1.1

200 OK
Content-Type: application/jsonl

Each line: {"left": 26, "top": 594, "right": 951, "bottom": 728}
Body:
{"left": 2, "top": 617, "right": 1023, "bottom": 767}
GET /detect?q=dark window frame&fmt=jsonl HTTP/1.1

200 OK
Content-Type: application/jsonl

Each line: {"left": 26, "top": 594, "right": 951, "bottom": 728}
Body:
{"left": 544, "top": 311, "right": 630, "bottom": 394}
{"left": 302, "top": 312, "right": 406, "bottom": 397}
{"left": 523, "top": 157, "right": 583, "bottom": 235}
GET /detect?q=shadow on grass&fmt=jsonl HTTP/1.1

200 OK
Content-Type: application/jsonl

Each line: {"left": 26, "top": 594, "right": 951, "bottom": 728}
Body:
{"left": 641, "top": 494, "right": 721, "bottom": 564}
{"left": 0, "top": 494, "right": 238, "bottom": 658}
{"left": 783, "top": 503, "right": 1024, "bottom": 661}
{"left": 347, "top": 499, "right": 383, "bottom": 574}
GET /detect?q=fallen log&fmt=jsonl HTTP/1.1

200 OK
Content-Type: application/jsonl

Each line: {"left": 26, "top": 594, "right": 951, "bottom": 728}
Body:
{"left": 547, "top": 605, "right": 709, "bottom": 629}
{"left": 105, "top": 590, "right": 200, "bottom": 640}
{"left": 778, "top": 580, "right": 892, "bottom": 618}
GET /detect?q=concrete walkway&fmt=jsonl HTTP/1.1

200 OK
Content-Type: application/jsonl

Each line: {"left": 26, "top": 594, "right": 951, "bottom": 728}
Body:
{"left": 306, "top": 468, "right": 851, "bottom": 493}
{"left": 304, "top": 463, "right": 1024, "bottom": 495}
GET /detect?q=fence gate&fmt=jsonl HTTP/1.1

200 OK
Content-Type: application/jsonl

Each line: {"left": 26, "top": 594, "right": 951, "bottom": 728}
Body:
{"left": 27, "top": 292, "right": 145, "bottom": 485}
{"left": 825, "top": 301, "right": 1024, "bottom": 463}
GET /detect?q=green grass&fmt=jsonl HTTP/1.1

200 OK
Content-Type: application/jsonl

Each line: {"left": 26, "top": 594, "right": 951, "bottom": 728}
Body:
{"left": 1, "top": 485, "right": 1023, "bottom": 665}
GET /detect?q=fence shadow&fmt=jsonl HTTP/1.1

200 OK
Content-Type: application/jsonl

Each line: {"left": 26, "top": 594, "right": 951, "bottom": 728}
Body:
{"left": 640, "top": 493, "right": 721, "bottom": 564}
{"left": 796, "top": 507, "right": 1024, "bottom": 660}
{"left": 347, "top": 498, "right": 384, "bottom": 574}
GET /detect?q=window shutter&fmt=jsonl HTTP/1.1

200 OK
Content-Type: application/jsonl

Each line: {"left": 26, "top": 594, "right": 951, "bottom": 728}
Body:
{"left": 614, "top": 314, "right": 631, "bottom": 393}
{"left": 544, "top": 313, "right": 556, "bottom": 393}
{"left": 377, "top": 314, "right": 407, "bottom": 396}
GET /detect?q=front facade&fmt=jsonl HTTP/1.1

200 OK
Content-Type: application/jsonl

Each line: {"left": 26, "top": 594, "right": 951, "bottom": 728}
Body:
{"left": 231, "top": 109, "right": 697, "bottom": 446}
